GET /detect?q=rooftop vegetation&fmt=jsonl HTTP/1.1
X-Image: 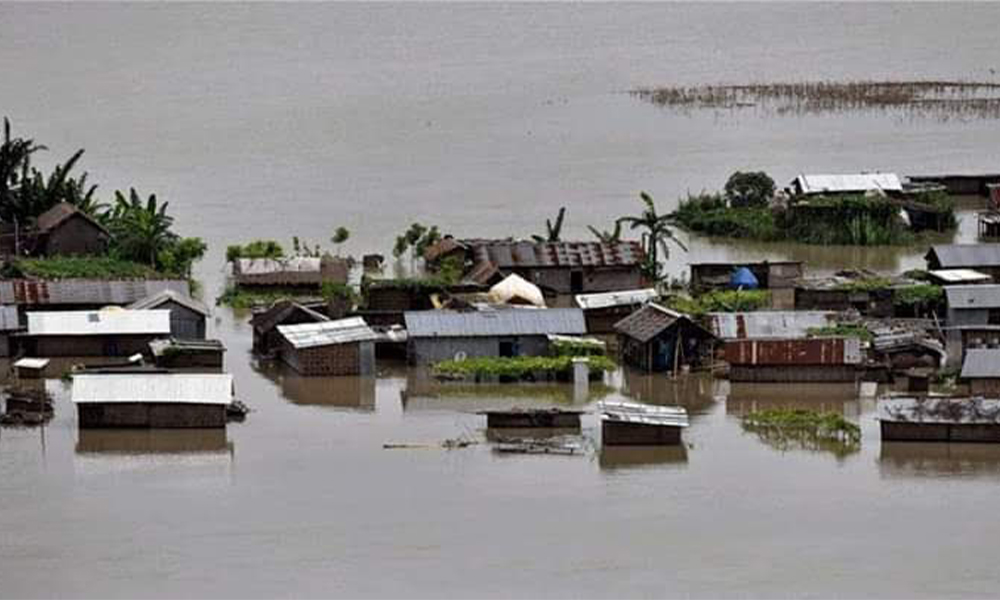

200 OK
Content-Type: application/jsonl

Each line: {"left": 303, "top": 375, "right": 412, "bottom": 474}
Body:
{"left": 806, "top": 324, "right": 873, "bottom": 341}
{"left": 432, "top": 355, "right": 616, "bottom": 381}
{"left": 2, "top": 256, "right": 164, "bottom": 280}
{"left": 665, "top": 289, "right": 771, "bottom": 316}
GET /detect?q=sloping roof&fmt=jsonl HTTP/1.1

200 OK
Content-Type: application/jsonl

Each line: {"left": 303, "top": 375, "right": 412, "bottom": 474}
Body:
{"left": 463, "top": 260, "right": 501, "bottom": 285}
{"left": 794, "top": 173, "right": 902, "bottom": 195}
{"left": 927, "top": 269, "right": 992, "bottom": 284}
{"left": 0, "top": 279, "right": 190, "bottom": 306}
{"left": 404, "top": 307, "right": 586, "bottom": 338}
{"left": 463, "top": 240, "right": 644, "bottom": 269}
{"left": 249, "top": 300, "right": 329, "bottom": 333}
{"left": 149, "top": 338, "right": 225, "bottom": 356}
{"left": 878, "top": 396, "right": 1000, "bottom": 424}
{"left": 961, "top": 348, "right": 1000, "bottom": 378}
{"left": 236, "top": 257, "right": 321, "bottom": 275}
{"left": 598, "top": 401, "right": 689, "bottom": 428}
{"left": 72, "top": 373, "right": 233, "bottom": 405}
{"left": 35, "top": 202, "right": 109, "bottom": 235}
{"left": 0, "top": 305, "right": 20, "bottom": 331}
{"left": 614, "top": 303, "right": 693, "bottom": 343}
{"left": 945, "top": 285, "right": 1000, "bottom": 310}
{"left": 277, "top": 317, "right": 377, "bottom": 349}
{"left": 488, "top": 273, "right": 545, "bottom": 307}
{"left": 928, "top": 244, "right": 1000, "bottom": 269}
{"left": 127, "top": 289, "right": 209, "bottom": 316}
{"left": 707, "top": 311, "right": 838, "bottom": 340}
{"left": 575, "top": 288, "right": 657, "bottom": 311}
{"left": 26, "top": 309, "right": 171, "bottom": 336}
{"left": 423, "top": 237, "right": 467, "bottom": 263}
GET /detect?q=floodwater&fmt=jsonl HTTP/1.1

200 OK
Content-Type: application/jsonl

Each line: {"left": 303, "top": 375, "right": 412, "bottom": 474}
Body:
{"left": 3, "top": 3, "right": 1000, "bottom": 598}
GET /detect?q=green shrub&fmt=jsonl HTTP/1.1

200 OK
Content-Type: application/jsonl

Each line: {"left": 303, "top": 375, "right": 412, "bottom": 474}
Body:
{"left": 432, "top": 355, "right": 616, "bottom": 379}
{"left": 4, "top": 256, "right": 163, "bottom": 279}
{"left": 665, "top": 289, "right": 771, "bottom": 316}
{"left": 806, "top": 324, "right": 873, "bottom": 341}
{"left": 725, "top": 171, "right": 775, "bottom": 208}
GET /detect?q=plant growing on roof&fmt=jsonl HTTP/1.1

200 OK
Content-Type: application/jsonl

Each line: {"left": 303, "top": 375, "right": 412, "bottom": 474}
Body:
{"left": 532, "top": 207, "right": 566, "bottom": 243}
{"left": 617, "top": 191, "right": 687, "bottom": 282}
{"left": 724, "top": 171, "right": 775, "bottom": 208}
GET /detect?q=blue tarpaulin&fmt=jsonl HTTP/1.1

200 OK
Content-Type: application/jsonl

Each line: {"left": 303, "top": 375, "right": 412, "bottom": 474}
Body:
{"left": 730, "top": 267, "right": 759, "bottom": 290}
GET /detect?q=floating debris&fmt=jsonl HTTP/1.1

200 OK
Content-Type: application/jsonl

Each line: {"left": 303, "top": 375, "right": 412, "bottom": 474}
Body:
{"left": 632, "top": 80, "right": 1000, "bottom": 120}
{"left": 741, "top": 409, "right": 860, "bottom": 457}
{"left": 492, "top": 436, "right": 586, "bottom": 455}
{"left": 226, "top": 400, "right": 250, "bottom": 422}
{"left": 383, "top": 437, "right": 479, "bottom": 450}
{"left": 0, "top": 387, "right": 54, "bottom": 427}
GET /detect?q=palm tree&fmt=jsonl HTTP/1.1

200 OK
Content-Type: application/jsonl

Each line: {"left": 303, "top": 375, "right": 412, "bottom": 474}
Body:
{"left": 109, "top": 188, "right": 177, "bottom": 267}
{"left": 532, "top": 207, "right": 566, "bottom": 243}
{"left": 616, "top": 191, "right": 687, "bottom": 282}
{"left": 0, "top": 117, "right": 47, "bottom": 222}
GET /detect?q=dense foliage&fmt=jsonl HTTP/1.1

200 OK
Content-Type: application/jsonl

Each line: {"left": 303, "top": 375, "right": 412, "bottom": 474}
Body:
{"left": 616, "top": 191, "right": 687, "bottom": 282}
{"left": 226, "top": 240, "right": 284, "bottom": 263}
{"left": 432, "top": 355, "right": 616, "bottom": 380}
{"left": 3, "top": 256, "right": 163, "bottom": 279}
{"left": 724, "top": 171, "right": 775, "bottom": 208}
{"left": 665, "top": 289, "right": 771, "bottom": 316}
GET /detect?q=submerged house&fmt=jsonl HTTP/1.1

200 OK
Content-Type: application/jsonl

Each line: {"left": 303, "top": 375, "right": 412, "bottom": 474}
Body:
{"left": 707, "top": 311, "right": 838, "bottom": 340}
{"left": 16, "top": 309, "right": 171, "bottom": 357}
{"left": 430, "top": 239, "right": 646, "bottom": 295}
{"left": 0, "top": 279, "right": 190, "bottom": 311}
{"left": 614, "top": 303, "right": 715, "bottom": 374}
{"left": 404, "top": 307, "right": 587, "bottom": 365}
{"left": 789, "top": 173, "right": 903, "bottom": 197}
{"left": 249, "top": 300, "right": 329, "bottom": 355}
{"left": 926, "top": 245, "right": 1000, "bottom": 282}
{"left": 34, "top": 202, "right": 110, "bottom": 257}
{"left": 233, "top": 255, "right": 348, "bottom": 289}
{"left": 149, "top": 338, "right": 226, "bottom": 371}
{"left": 128, "top": 289, "right": 209, "bottom": 339}
{"left": 943, "top": 284, "right": 1000, "bottom": 367}
{"left": 689, "top": 261, "right": 803, "bottom": 302}
{"left": 276, "top": 317, "right": 377, "bottom": 376}
{"left": 575, "top": 288, "right": 658, "bottom": 334}
{"left": 73, "top": 373, "right": 233, "bottom": 429}
{"left": 724, "top": 337, "right": 863, "bottom": 382}
{"left": 960, "top": 348, "right": 1000, "bottom": 396}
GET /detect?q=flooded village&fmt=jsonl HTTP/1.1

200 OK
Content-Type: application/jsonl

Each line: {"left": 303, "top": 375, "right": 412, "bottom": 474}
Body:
{"left": 5, "top": 3, "right": 1000, "bottom": 598}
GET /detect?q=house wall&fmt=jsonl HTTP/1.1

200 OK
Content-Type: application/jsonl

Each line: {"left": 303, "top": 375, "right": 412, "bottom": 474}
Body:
{"left": 43, "top": 216, "right": 108, "bottom": 256}
{"left": 969, "top": 379, "right": 1000, "bottom": 396}
{"left": 525, "top": 267, "right": 642, "bottom": 294}
{"left": 795, "top": 288, "right": 894, "bottom": 317}
{"left": 153, "top": 349, "right": 224, "bottom": 371}
{"left": 729, "top": 365, "right": 859, "bottom": 382}
{"left": 408, "top": 335, "right": 550, "bottom": 365}
{"left": 154, "top": 300, "right": 207, "bottom": 339}
{"left": 77, "top": 402, "right": 226, "bottom": 428}
{"left": 947, "top": 307, "right": 992, "bottom": 327}
{"left": 280, "top": 340, "right": 369, "bottom": 376}
{"left": 18, "top": 334, "right": 161, "bottom": 357}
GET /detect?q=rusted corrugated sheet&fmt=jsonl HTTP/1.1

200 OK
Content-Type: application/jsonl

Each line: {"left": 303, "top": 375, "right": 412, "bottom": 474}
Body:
{"left": 724, "top": 338, "right": 862, "bottom": 366}
{"left": 0, "top": 279, "right": 189, "bottom": 305}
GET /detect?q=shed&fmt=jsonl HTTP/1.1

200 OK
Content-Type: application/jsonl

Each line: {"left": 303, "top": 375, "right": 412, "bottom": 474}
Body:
{"left": 613, "top": 303, "right": 715, "bottom": 374}
{"left": 34, "top": 202, "right": 110, "bottom": 256}
{"left": 249, "top": 300, "right": 329, "bottom": 355}
{"left": 277, "top": 317, "right": 377, "bottom": 376}
{"left": 599, "top": 400, "right": 689, "bottom": 446}
{"left": 943, "top": 285, "right": 1000, "bottom": 366}
{"left": 927, "top": 245, "right": 1000, "bottom": 281}
{"left": 404, "top": 307, "right": 587, "bottom": 365}
{"left": 234, "top": 255, "right": 348, "bottom": 288}
{"left": 960, "top": 348, "right": 1000, "bottom": 396}
{"left": 18, "top": 309, "right": 171, "bottom": 357}
{"left": 878, "top": 396, "right": 1000, "bottom": 442}
{"left": 128, "top": 289, "right": 209, "bottom": 339}
{"left": 149, "top": 338, "right": 226, "bottom": 371}
{"left": 724, "top": 337, "right": 863, "bottom": 382}
{"left": 72, "top": 373, "right": 233, "bottom": 429}
{"left": 574, "top": 288, "right": 657, "bottom": 334}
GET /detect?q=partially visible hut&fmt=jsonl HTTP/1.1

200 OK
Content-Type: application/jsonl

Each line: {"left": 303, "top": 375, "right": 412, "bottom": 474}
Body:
{"left": 689, "top": 261, "right": 803, "bottom": 298}
{"left": 724, "top": 337, "right": 863, "bottom": 382}
{"left": 149, "top": 338, "right": 226, "bottom": 371}
{"left": 707, "top": 310, "right": 838, "bottom": 340}
{"left": 960, "top": 348, "right": 1000, "bottom": 396}
{"left": 34, "top": 202, "right": 110, "bottom": 256}
{"left": 72, "top": 373, "right": 233, "bottom": 429}
{"left": 404, "top": 307, "right": 587, "bottom": 365}
{"left": 233, "top": 255, "right": 348, "bottom": 289}
{"left": 614, "top": 303, "right": 715, "bottom": 374}
{"left": 926, "top": 269, "right": 992, "bottom": 286}
{"left": 249, "top": 300, "right": 329, "bottom": 356}
{"left": 276, "top": 317, "right": 377, "bottom": 376}
{"left": 927, "top": 245, "right": 1000, "bottom": 282}
{"left": 574, "top": 288, "right": 658, "bottom": 334}
{"left": 128, "top": 289, "right": 209, "bottom": 339}
{"left": 789, "top": 173, "right": 903, "bottom": 197}
{"left": 0, "top": 279, "right": 190, "bottom": 310}
{"left": 17, "top": 309, "right": 171, "bottom": 357}
{"left": 943, "top": 284, "right": 1000, "bottom": 367}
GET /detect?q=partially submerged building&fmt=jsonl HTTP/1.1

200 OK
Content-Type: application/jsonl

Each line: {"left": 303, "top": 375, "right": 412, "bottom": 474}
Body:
{"left": 34, "top": 202, "right": 111, "bottom": 257}
{"left": 707, "top": 311, "right": 838, "bottom": 340}
{"left": 790, "top": 173, "right": 903, "bottom": 197}
{"left": 149, "top": 338, "right": 226, "bottom": 371}
{"left": 128, "top": 289, "right": 209, "bottom": 339}
{"left": 233, "top": 255, "right": 348, "bottom": 288}
{"left": 276, "top": 317, "right": 377, "bottom": 376}
{"left": 943, "top": 284, "right": 1000, "bottom": 367}
{"left": 614, "top": 303, "right": 715, "bottom": 374}
{"left": 72, "top": 373, "right": 233, "bottom": 429}
{"left": 927, "top": 245, "right": 1000, "bottom": 282}
{"left": 403, "top": 307, "right": 587, "bottom": 365}
{"left": 724, "top": 337, "right": 863, "bottom": 382}
{"left": 574, "top": 288, "right": 658, "bottom": 334}
{"left": 0, "top": 279, "right": 190, "bottom": 310}
{"left": 926, "top": 269, "right": 992, "bottom": 286}
{"left": 960, "top": 348, "right": 1000, "bottom": 396}
{"left": 17, "top": 309, "right": 171, "bottom": 357}
{"left": 878, "top": 396, "right": 1000, "bottom": 442}
{"left": 249, "top": 300, "right": 329, "bottom": 355}
{"left": 689, "top": 261, "right": 803, "bottom": 304}
{"left": 599, "top": 400, "right": 689, "bottom": 446}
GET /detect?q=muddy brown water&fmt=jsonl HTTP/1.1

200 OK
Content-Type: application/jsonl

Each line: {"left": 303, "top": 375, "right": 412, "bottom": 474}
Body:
{"left": 3, "top": 3, "right": 1000, "bottom": 598}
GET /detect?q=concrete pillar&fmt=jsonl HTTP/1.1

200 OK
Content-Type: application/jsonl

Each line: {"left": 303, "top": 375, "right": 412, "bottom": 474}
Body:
{"left": 572, "top": 357, "right": 589, "bottom": 403}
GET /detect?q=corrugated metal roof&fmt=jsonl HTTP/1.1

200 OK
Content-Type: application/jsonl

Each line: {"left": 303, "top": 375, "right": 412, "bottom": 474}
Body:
{"left": 236, "top": 257, "right": 321, "bottom": 275}
{"left": 127, "top": 289, "right": 209, "bottom": 316}
{"left": 0, "top": 279, "right": 190, "bottom": 305}
{"left": 961, "top": 348, "right": 1000, "bottom": 378}
{"left": 945, "top": 284, "right": 1000, "bottom": 309}
{"left": 929, "top": 244, "right": 1000, "bottom": 268}
{"left": 598, "top": 401, "right": 689, "bottom": 428}
{"left": 928, "top": 269, "right": 992, "bottom": 284}
{"left": 13, "top": 357, "right": 49, "bottom": 370}
{"left": 794, "top": 173, "right": 902, "bottom": 194}
{"left": 613, "top": 303, "right": 694, "bottom": 343}
{"left": 148, "top": 338, "right": 225, "bottom": 356}
{"left": 0, "top": 305, "right": 20, "bottom": 331}
{"left": 575, "top": 288, "right": 658, "bottom": 310}
{"left": 878, "top": 396, "right": 1000, "bottom": 424}
{"left": 463, "top": 240, "right": 644, "bottom": 269}
{"left": 404, "top": 307, "right": 586, "bottom": 338}
{"left": 72, "top": 373, "right": 233, "bottom": 405}
{"left": 708, "top": 311, "right": 838, "bottom": 339}
{"left": 27, "top": 309, "right": 171, "bottom": 336}
{"left": 278, "top": 317, "right": 377, "bottom": 348}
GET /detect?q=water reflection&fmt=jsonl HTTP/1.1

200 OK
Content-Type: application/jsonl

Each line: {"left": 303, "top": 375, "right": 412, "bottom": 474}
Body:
{"left": 76, "top": 428, "right": 232, "bottom": 455}
{"left": 484, "top": 427, "right": 581, "bottom": 442}
{"left": 401, "top": 369, "right": 610, "bottom": 412}
{"left": 599, "top": 445, "right": 688, "bottom": 470}
{"left": 879, "top": 442, "right": 1000, "bottom": 478}
{"left": 254, "top": 360, "right": 376, "bottom": 410}
{"left": 619, "top": 369, "right": 720, "bottom": 415}
{"left": 725, "top": 382, "right": 861, "bottom": 416}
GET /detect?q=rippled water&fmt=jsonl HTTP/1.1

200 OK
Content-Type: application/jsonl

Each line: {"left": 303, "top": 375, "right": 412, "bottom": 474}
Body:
{"left": 3, "top": 3, "right": 1000, "bottom": 598}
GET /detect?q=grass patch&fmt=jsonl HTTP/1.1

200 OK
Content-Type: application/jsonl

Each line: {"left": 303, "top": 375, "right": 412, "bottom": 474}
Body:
{"left": 893, "top": 283, "right": 944, "bottom": 307}
{"left": 665, "top": 289, "right": 771, "bottom": 316}
{"left": 742, "top": 409, "right": 861, "bottom": 457}
{"left": 432, "top": 355, "right": 616, "bottom": 380}
{"left": 4, "top": 256, "right": 165, "bottom": 279}
{"left": 217, "top": 286, "right": 323, "bottom": 309}
{"left": 806, "top": 324, "right": 873, "bottom": 341}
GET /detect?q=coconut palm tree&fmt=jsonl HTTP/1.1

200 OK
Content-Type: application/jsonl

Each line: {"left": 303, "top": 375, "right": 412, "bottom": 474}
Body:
{"left": 616, "top": 191, "right": 687, "bottom": 282}
{"left": 109, "top": 188, "right": 177, "bottom": 267}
